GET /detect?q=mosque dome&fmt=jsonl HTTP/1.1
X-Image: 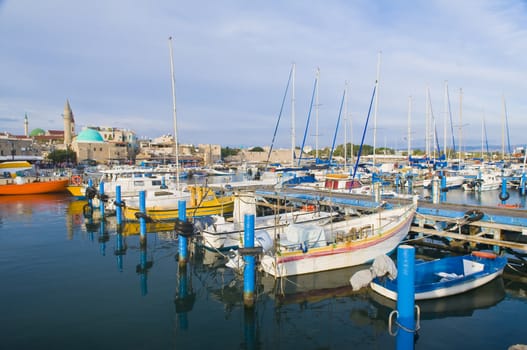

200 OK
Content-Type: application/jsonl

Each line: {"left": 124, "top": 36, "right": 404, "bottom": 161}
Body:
{"left": 75, "top": 128, "right": 104, "bottom": 143}
{"left": 29, "top": 128, "right": 45, "bottom": 137}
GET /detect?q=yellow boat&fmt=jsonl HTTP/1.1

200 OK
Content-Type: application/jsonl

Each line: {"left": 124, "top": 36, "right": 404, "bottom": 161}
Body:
{"left": 123, "top": 185, "right": 234, "bottom": 221}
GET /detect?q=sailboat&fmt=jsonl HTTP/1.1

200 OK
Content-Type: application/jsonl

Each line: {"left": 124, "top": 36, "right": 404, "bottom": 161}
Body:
{"left": 122, "top": 37, "right": 234, "bottom": 221}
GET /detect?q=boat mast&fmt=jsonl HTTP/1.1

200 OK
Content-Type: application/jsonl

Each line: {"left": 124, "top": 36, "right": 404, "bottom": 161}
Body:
{"left": 344, "top": 81, "right": 348, "bottom": 169}
{"left": 315, "top": 67, "right": 320, "bottom": 160}
{"left": 443, "top": 81, "right": 448, "bottom": 159}
{"left": 407, "top": 95, "right": 412, "bottom": 161}
{"left": 291, "top": 62, "right": 296, "bottom": 166}
{"left": 458, "top": 88, "right": 463, "bottom": 161}
{"left": 168, "top": 36, "right": 180, "bottom": 190}
{"left": 372, "top": 51, "right": 381, "bottom": 166}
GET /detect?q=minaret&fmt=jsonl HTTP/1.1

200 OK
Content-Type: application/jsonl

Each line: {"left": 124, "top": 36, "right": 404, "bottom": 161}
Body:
{"left": 63, "top": 100, "right": 73, "bottom": 145}
{"left": 24, "top": 113, "right": 28, "bottom": 137}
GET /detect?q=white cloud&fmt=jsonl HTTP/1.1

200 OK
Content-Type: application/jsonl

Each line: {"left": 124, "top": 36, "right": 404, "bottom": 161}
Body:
{"left": 0, "top": 0, "right": 526, "bottom": 150}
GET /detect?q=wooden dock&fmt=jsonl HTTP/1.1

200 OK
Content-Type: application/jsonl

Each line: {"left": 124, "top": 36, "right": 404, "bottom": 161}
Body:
{"left": 253, "top": 187, "right": 527, "bottom": 252}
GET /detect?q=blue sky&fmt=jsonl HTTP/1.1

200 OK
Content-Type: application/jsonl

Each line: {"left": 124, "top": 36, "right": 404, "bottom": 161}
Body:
{"left": 1, "top": 0, "right": 526, "bottom": 151}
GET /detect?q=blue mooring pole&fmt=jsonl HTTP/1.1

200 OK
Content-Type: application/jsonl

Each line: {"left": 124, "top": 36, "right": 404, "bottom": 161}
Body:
{"left": 501, "top": 177, "right": 508, "bottom": 205}
{"left": 139, "top": 191, "right": 146, "bottom": 247}
{"left": 243, "top": 214, "right": 256, "bottom": 308}
{"left": 99, "top": 181, "right": 105, "bottom": 218}
{"left": 178, "top": 200, "right": 188, "bottom": 266}
{"left": 115, "top": 185, "right": 122, "bottom": 226}
{"left": 396, "top": 245, "right": 416, "bottom": 350}
{"left": 520, "top": 172, "right": 526, "bottom": 196}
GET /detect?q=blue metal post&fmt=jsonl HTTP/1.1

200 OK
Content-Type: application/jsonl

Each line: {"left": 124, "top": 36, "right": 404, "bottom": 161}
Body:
{"left": 139, "top": 191, "right": 146, "bottom": 247}
{"left": 98, "top": 181, "right": 105, "bottom": 218}
{"left": 521, "top": 172, "right": 526, "bottom": 196}
{"left": 396, "top": 245, "right": 416, "bottom": 350}
{"left": 243, "top": 214, "right": 256, "bottom": 308}
{"left": 115, "top": 185, "right": 122, "bottom": 226}
{"left": 407, "top": 175, "right": 413, "bottom": 195}
{"left": 501, "top": 177, "right": 508, "bottom": 205}
{"left": 178, "top": 200, "right": 188, "bottom": 266}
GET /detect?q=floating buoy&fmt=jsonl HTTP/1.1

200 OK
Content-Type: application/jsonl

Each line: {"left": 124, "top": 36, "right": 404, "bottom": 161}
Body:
{"left": 71, "top": 175, "right": 82, "bottom": 186}
{"left": 499, "top": 191, "right": 510, "bottom": 201}
{"left": 472, "top": 251, "right": 497, "bottom": 259}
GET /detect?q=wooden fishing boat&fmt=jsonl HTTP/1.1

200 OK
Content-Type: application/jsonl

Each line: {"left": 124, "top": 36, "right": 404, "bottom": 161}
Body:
{"left": 369, "top": 252, "right": 507, "bottom": 301}
{"left": 240, "top": 202, "right": 416, "bottom": 278}
{"left": 199, "top": 209, "right": 338, "bottom": 251}
{"left": 122, "top": 185, "right": 235, "bottom": 221}
{"left": 0, "top": 177, "right": 69, "bottom": 195}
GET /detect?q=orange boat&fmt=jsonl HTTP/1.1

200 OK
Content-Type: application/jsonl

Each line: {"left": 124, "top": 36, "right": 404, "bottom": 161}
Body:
{"left": 0, "top": 178, "right": 69, "bottom": 195}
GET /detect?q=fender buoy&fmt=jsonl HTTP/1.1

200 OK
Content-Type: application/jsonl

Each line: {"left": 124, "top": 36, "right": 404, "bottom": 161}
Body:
{"left": 71, "top": 175, "right": 82, "bottom": 186}
{"left": 499, "top": 191, "right": 510, "bottom": 201}
{"left": 463, "top": 209, "right": 484, "bottom": 222}
{"left": 472, "top": 251, "right": 497, "bottom": 259}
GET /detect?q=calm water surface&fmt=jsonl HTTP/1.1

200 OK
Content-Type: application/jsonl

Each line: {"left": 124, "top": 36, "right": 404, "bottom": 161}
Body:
{"left": 1, "top": 187, "right": 527, "bottom": 350}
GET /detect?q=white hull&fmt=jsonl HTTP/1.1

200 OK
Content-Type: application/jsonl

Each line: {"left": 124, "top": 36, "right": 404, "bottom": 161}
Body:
{"left": 370, "top": 268, "right": 504, "bottom": 300}
{"left": 259, "top": 204, "right": 416, "bottom": 277}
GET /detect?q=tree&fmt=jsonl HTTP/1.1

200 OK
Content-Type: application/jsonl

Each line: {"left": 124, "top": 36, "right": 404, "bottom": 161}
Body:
{"left": 47, "top": 149, "right": 77, "bottom": 165}
{"left": 221, "top": 147, "right": 240, "bottom": 158}
{"left": 249, "top": 146, "right": 264, "bottom": 152}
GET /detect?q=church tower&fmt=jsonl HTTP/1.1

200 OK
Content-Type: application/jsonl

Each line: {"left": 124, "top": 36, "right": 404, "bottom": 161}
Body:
{"left": 63, "top": 100, "right": 75, "bottom": 145}
{"left": 24, "top": 113, "right": 28, "bottom": 137}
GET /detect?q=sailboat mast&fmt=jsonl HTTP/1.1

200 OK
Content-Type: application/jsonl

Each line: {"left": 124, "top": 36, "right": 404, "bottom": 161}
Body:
{"left": 315, "top": 67, "right": 320, "bottom": 160}
{"left": 372, "top": 51, "right": 381, "bottom": 166}
{"left": 443, "top": 81, "right": 448, "bottom": 159}
{"left": 291, "top": 62, "right": 296, "bottom": 166}
{"left": 168, "top": 36, "right": 180, "bottom": 190}
{"left": 458, "top": 88, "right": 463, "bottom": 161}
{"left": 344, "top": 81, "right": 348, "bottom": 169}
{"left": 407, "top": 95, "right": 412, "bottom": 161}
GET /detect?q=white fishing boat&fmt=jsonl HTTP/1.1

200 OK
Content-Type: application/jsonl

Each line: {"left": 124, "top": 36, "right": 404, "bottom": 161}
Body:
{"left": 462, "top": 172, "right": 501, "bottom": 192}
{"left": 226, "top": 199, "right": 417, "bottom": 278}
{"left": 199, "top": 209, "right": 338, "bottom": 251}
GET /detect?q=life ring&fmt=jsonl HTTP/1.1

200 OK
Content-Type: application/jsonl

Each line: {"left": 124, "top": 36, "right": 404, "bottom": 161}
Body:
{"left": 498, "top": 191, "right": 510, "bottom": 201}
{"left": 472, "top": 251, "right": 497, "bottom": 259}
{"left": 71, "top": 175, "right": 82, "bottom": 186}
{"left": 302, "top": 204, "right": 316, "bottom": 212}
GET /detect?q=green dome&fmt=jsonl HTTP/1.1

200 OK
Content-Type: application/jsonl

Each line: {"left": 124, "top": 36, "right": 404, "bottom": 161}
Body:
{"left": 30, "top": 128, "right": 45, "bottom": 136}
{"left": 76, "top": 128, "right": 104, "bottom": 143}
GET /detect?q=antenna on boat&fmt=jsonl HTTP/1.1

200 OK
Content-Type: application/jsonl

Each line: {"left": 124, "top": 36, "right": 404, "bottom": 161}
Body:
{"left": 168, "top": 36, "right": 180, "bottom": 190}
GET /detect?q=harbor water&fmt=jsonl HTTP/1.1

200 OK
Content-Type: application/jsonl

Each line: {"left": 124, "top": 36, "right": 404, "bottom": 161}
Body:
{"left": 1, "top": 186, "right": 527, "bottom": 349}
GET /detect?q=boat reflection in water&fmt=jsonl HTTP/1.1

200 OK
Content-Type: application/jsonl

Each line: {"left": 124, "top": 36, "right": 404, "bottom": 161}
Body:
{"left": 369, "top": 276, "right": 506, "bottom": 321}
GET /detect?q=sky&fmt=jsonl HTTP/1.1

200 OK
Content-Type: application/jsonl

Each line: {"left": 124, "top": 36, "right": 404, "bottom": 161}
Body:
{"left": 1, "top": 0, "right": 526, "bottom": 152}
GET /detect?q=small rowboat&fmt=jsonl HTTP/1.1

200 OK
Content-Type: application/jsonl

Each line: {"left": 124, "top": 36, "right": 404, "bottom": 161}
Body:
{"left": 370, "top": 252, "right": 507, "bottom": 300}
